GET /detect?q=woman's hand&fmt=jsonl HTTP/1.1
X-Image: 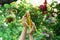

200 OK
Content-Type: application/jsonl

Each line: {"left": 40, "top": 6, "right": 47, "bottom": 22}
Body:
{"left": 19, "top": 14, "right": 28, "bottom": 40}
{"left": 28, "top": 21, "right": 35, "bottom": 35}
{"left": 28, "top": 21, "right": 35, "bottom": 40}
{"left": 22, "top": 14, "right": 28, "bottom": 28}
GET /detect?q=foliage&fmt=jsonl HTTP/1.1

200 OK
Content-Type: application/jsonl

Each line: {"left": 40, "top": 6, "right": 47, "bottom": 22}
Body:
{"left": 0, "top": 0, "right": 60, "bottom": 40}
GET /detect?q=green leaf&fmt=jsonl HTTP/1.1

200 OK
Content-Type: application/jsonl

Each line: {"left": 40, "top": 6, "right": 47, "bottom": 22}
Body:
{"left": 4, "top": 4, "right": 10, "bottom": 9}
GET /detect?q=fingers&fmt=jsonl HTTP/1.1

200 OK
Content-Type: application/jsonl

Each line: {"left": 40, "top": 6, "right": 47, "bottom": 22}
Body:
{"left": 29, "top": 27, "right": 35, "bottom": 35}
{"left": 31, "top": 21, "right": 36, "bottom": 29}
{"left": 22, "top": 14, "right": 28, "bottom": 27}
{"left": 22, "top": 16, "right": 26, "bottom": 21}
{"left": 22, "top": 14, "right": 27, "bottom": 22}
{"left": 29, "top": 21, "right": 36, "bottom": 35}
{"left": 23, "top": 13, "right": 27, "bottom": 17}
{"left": 22, "top": 14, "right": 36, "bottom": 34}
{"left": 22, "top": 22, "right": 28, "bottom": 27}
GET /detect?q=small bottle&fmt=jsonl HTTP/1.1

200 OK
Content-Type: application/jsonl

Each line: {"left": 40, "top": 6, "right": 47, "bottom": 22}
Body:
{"left": 26, "top": 11, "right": 32, "bottom": 28}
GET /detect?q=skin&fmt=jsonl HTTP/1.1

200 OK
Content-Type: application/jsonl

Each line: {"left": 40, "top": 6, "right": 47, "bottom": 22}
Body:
{"left": 19, "top": 14, "right": 35, "bottom": 40}
{"left": 28, "top": 22, "right": 35, "bottom": 40}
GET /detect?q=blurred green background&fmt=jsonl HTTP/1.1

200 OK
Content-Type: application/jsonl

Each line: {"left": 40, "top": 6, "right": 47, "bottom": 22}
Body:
{"left": 0, "top": 0, "right": 60, "bottom": 40}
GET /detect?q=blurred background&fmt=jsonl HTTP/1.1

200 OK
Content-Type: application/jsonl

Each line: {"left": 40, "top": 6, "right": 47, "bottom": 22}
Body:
{"left": 0, "top": 0, "right": 60, "bottom": 40}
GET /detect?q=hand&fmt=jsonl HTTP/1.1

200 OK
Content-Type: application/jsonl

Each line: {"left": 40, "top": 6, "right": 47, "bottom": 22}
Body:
{"left": 28, "top": 21, "right": 35, "bottom": 35}
{"left": 22, "top": 14, "right": 28, "bottom": 28}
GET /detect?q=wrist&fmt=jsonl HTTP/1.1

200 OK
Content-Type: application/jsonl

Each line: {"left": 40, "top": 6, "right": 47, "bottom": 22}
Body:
{"left": 28, "top": 33, "right": 33, "bottom": 36}
{"left": 23, "top": 27, "right": 27, "bottom": 29}
{"left": 24, "top": 26, "right": 27, "bottom": 28}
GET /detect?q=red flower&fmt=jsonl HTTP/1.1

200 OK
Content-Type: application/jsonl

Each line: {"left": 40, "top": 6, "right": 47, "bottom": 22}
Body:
{"left": 39, "top": 5, "right": 44, "bottom": 10}
{"left": 39, "top": 5, "right": 47, "bottom": 11}
{"left": 39, "top": 0, "right": 47, "bottom": 11}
